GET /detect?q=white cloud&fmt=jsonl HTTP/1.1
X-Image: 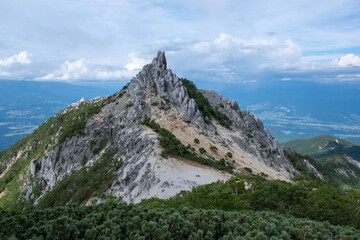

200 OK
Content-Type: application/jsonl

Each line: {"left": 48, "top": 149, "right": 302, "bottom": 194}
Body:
{"left": 37, "top": 59, "right": 89, "bottom": 81}
{"left": 2, "top": 35, "right": 358, "bottom": 84}
{"left": 121, "top": 34, "right": 360, "bottom": 84}
{"left": 133, "top": 33, "right": 310, "bottom": 82}
{"left": 189, "top": 33, "right": 304, "bottom": 70}
{"left": 124, "top": 53, "right": 148, "bottom": 72}
{"left": 333, "top": 53, "right": 360, "bottom": 67}
{"left": 0, "top": 51, "right": 31, "bottom": 67}
{"left": 0, "top": 51, "right": 32, "bottom": 80}
{"left": 1, "top": 1, "right": 360, "bottom": 84}
{"left": 36, "top": 53, "right": 147, "bottom": 82}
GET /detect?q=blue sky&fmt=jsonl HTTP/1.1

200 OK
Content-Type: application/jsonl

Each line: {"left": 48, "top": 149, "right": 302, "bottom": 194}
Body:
{"left": 1, "top": 0, "right": 360, "bottom": 84}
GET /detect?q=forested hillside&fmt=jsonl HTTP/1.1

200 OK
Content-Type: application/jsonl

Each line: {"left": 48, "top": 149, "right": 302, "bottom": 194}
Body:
{"left": 1, "top": 200, "right": 359, "bottom": 239}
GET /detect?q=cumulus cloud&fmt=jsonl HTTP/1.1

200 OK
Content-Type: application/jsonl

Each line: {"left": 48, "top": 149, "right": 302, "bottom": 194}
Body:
{"left": 0, "top": 51, "right": 32, "bottom": 80}
{"left": 7, "top": 35, "right": 360, "bottom": 84}
{"left": 132, "top": 33, "right": 310, "bottom": 82}
{"left": 138, "top": 34, "right": 360, "bottom": 83}
{"left": 0, "top": 51, "right": 31, "bottom": 67}
{"left": 333, "top": 53, "right": 360, "bottom": 67}
{"left": 36, "top": 53, "right": 148, "bottom": 82}
{"left": 167, "top": 33, "right": 304, "bottom": 70}
{"left": 37, "top": 59, "right": 89, "bottom": 81}
{"left": 124, "top": 53, "right": 148, "bottom": 72}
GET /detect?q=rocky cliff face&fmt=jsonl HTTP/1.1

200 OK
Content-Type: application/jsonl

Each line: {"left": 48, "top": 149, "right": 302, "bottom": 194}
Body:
{"left": 0, "top": 52, "right": 298, "bottom": 207}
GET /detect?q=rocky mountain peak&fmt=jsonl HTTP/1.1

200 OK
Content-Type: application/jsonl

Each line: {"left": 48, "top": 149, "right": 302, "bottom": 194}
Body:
{"left": 0, "top": 51, "right": 301, "bottom": 207}
{"left": 128, "top": 51, "right": 205, "bottom": 128}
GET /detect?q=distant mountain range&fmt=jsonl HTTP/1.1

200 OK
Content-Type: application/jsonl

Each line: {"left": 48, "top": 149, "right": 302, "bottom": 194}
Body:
{"left": 283, "top": 135, "right": 360, "bottom": 160}
{"left": 284, "top": 135, "right": 360, "bottom": 190}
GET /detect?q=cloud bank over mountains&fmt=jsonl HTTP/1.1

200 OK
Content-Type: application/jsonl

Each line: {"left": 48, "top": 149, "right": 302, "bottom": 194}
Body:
{"left": 1, "top": 0, "right": 360, "bottom": 83}
{"left": 2, "top": 34, "right": 360, "bottom": 84}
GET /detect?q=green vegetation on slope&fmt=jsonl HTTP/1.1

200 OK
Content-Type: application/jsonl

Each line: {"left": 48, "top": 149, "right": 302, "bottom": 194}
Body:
{"left": 141, "top": 175, "right": 360, "bottom": 228}
{"left": 316, "top": 153, "right": 360, "bottom": 191}
{"left": 37, "top": 148, "right": 123, "bottom": 208}
{"left": 180, "top": 78, "right": 233, "bottom": 128}
{"left": 143, "top": 116, "right": 233, "bottom": 173}
{"left": 0, "top": 97, "right": 109, "bottom": 210}
{"left": 283, "top": 135, "right": 360, "bottom": 191}
{"left": 283, "top": 135, "right": 360, "bottom": 159}
{"left": 1, "top": 201, "right": 359, "bottom": 239}
{"left": 284, "top": 150, "right": 321, "bottom": 177}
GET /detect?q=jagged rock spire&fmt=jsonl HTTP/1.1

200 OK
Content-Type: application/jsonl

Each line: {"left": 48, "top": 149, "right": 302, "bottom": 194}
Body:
{"left": 152, "top": 51, "right": 167, "bottom": 71}
{"left": 127, "top": 51, "right": 205, "bottom": 128}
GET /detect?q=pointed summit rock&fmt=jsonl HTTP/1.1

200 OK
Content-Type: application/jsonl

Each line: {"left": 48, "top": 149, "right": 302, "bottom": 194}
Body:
{"left": 152, "top": 51, "right": 167, "bottom": 70}
{"left": 128, "top": 52, "right": 205, "bottom": 128}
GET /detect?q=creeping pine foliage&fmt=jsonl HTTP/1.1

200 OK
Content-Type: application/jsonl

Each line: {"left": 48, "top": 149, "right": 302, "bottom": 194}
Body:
{"left": 141, "top": 175, "right": 360, "bottom": 229}
{"left": 0, "top": 200, "right": 359, "bottom": 240}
